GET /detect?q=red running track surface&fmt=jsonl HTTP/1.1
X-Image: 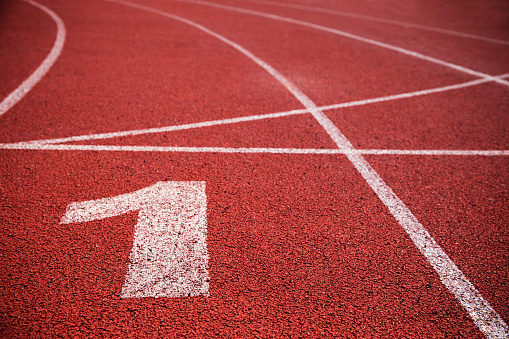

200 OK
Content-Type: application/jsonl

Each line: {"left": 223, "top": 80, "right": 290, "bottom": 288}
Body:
{"left": 0, "top": 0, "right": 508, "bottom": 337}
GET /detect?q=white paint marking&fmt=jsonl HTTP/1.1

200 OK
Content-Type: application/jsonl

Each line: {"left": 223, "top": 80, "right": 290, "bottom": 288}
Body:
{"left": 231, "top": 0, "right": 509, "bottom": 46}
{"left": 360, "top": 149, "right": 509, "bottom": 156}
{"left": 61, "top": 181, "right": 209, "bottom": 298}
{"left": 1, "top": 142, "right": 508, "bottom": 156}
{"left": 28, "top": 108, "right": 309, "bottom": 145}
{"left": 11, "top": 74, "right": 509, "bottom": 146}
{"left": 105, "top": 2, "right": 509, "bottom": 336}
{"left": 348, "top": 153, "right": 509, "bottom": 339}
{"left": 319, "top": 75, "right": 508, "bottom": 111}
{"left": 177, "top": 0, "right": 509, "bottom": 87}
{"left": 0, "top": 0, "right": 66, "bottom": 117}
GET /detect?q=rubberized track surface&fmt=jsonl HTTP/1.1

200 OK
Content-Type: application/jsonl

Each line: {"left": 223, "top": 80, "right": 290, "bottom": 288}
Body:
{"left": 0, "top": 0, "right": 508, "bottom": 337}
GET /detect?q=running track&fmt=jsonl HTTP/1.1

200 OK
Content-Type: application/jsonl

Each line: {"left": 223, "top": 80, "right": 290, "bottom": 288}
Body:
{"left": 0, "top": 0, "right": 508, "bottom": 337}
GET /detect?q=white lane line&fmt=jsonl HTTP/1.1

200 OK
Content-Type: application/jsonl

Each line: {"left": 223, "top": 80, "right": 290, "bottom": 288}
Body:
{"left": 11, "top": 74, "right": 508, "bottom": 146}
{"left": 320, "top": 74, "right": 509, "bottom": 111}
{"left": 176, "top": 0, "right": 509, "bottom": 87}
{"left": 230, "top": 0, "right": 509, "bottom": 46}
{"left": 0, "top": 0, "right": 66, "bottom": 117}
{"left": 61, "top": 181, "right": 209, "bottom": 298}
{"left": 360, "top": 149, "right": 509, "bottom": 156}
{"left": 105, "top": 1, "right": 509, "bottom": 336}
{"left": 1, "top": 142, "right": 508, "bottom": 156}
{"left": 26, "top": 108, "right": 309, "bottom": 144}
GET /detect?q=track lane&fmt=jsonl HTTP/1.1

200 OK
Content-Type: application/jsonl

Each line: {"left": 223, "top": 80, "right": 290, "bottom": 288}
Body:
{"left": 0, "top": 149, "right": 487, "bottom": 337}
{"left": 0, "top": 0, "right": 57, "bottom": 106}
{"left": 0, "top": 0, "right": 66, "bottom": 118}
{"left": 368, "top": 155, "right": 509, "bottom": 323}
{"left": 163, "top": 0, "right": 509, "bottom": 81}
{"left": 73, "top": 114, "right": 339, "bottom": 149}
{"left": 228, "top": 0, "right": 509, "bottom": 46}
{"left": 0, "top": 0, "right": 300, "bottom": 143}
{"left": 3, "top": 73, "right": 505, "bottom": 148}
{"left": 326, "top": 82, "right": 509, "bottom": 151}
{"left": 210, "top": 0, "right": 509, "bottom": 74}
{"left": 132, "top": 0, "right": 478, "bottom": 107}
{"left": 233, "top": 0, "right": 509, "bottom": 43}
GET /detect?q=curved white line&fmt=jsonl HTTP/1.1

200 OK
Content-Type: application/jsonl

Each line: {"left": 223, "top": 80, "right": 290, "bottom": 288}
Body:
{"left": 106, "top": 1, "right": 509, "bottom": 337}
{"left": 232, "top": 0, "right": 509, "bottom": 46}
{"left": 177, "top": 0, "right": 509, "bottom": 88}
{"left": 0, "top": 0, "right": 66, "bottom": 117}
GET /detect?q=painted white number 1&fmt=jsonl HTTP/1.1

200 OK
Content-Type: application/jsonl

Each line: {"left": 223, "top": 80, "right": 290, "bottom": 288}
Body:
{"left": 60, "top": 181, "right": 209, "bottom": 298}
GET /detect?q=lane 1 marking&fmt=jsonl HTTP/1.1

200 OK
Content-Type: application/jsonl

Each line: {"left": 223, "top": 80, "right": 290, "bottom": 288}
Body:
{"left": 60, "top": 181, "right": 209, "bottom": 298}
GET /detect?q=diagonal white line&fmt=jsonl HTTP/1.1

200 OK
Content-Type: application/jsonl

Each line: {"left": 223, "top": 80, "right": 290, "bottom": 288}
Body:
{"left": 12, "top": 74, "right": 508, "bottom": 146}
{"left": 176, "top": 0, "right": 509, "bottom": 87}
{"left": 103, "top": 1, "right": 508, "bottom": 337}
{"left": 0, "top": 142, "right": 508, "bottom": 156}
{"left": 0, "top": 0, "right": 66, "bottom": 117}
{"left": 320, "top": 74, "right": 508, "bottom": 111}
{"left": 0, "top": 143, "right": 335, "bottom": 153}
{"left": 229, "top": 0, "right": 509, "bottom": 46}
{"left": 25, "top": 108, "right": 308, "bottom": 145}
